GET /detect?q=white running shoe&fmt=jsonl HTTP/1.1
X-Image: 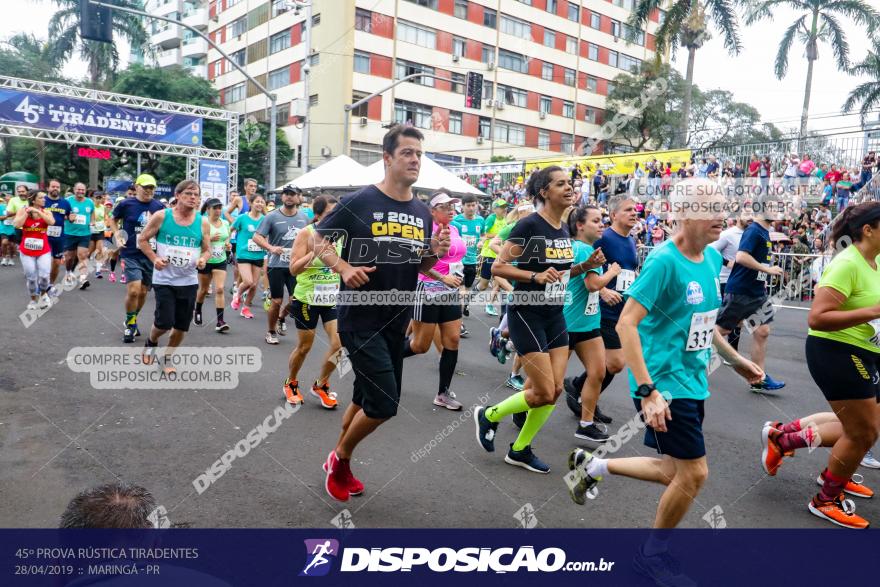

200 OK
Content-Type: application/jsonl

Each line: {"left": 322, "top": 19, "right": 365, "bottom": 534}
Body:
{"left": 7, "top": 258, "right": 14, "bottom": 266}
{"left": 861, "top": 451, "right": 880, "bottom": 469}
{"left": 0, "top": 258, "right": 7, "bottom": 266}
{"left": 26, "top": 300, "right": 38, "bottom": 311}
{"left": 39, "top": 294, "right": 51, "bottom": 309}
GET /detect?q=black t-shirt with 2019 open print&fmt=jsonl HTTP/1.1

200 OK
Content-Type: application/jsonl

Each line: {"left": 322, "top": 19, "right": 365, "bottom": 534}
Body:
{"left": 316, "top": 185, "right": 433, "bottom": 334}
{"left": 507, "top": 212, "right": 574, "bottom": 314}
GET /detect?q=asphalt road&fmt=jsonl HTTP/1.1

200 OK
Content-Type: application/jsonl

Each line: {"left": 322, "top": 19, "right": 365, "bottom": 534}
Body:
{"left": 0, "top": 264, "right": 873, "bottom": 530}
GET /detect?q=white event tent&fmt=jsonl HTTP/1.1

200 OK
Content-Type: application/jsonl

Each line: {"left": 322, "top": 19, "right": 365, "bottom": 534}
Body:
{"left": 274, "top": 155, "right": 370, "bottom": 191}
{"left": 362, "top": 156, "right": 484, "bottom": 196}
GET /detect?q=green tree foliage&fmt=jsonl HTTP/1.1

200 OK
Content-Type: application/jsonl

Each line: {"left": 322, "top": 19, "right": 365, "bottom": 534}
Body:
{"left": 843, "top": 40, "right": 880, "bottom": 124}
{"left": 238, "top": 120, "right": 293, "bottom": 191}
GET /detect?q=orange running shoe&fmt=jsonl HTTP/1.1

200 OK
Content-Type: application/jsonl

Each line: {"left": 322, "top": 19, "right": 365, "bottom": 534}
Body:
{"left": 817, "top": 471, "right": 874, "bottom": 499}
{"left": 764, "top": 420, "right": 795, "bottom": 457}
{"left": 808, "top": 494, "right": 870, "bottom": 529}
{"left": 283, "top": 378, "right": 303, "bottom": 405}
{"left": 311, "top": 381, "right": 338, "bottom": 409}
{"left": 761, "top": 422, "right": 784, "bottom": 475}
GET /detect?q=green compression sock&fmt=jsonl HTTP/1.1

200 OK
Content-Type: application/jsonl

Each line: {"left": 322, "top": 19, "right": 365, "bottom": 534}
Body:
{"left": 126, "top": 311, "right": 138, "bottom": 326}
{"left": 512, "top": 404, "right": 555, "bottom": 451}
{"left": 485, "top": 392, "right": 530, "bottom": 423}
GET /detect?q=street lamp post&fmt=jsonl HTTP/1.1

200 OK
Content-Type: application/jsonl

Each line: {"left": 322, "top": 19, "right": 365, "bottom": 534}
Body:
{"left": 88, "top": 0, "right": 278, "bottom": 190}
{"left": 342, "top": 74, "right": 453, "bottom": 157}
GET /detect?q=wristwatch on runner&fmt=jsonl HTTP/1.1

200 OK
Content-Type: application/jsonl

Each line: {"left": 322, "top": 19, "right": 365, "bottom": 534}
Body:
{"left": 635, "top": 383, "right": 657, "bottom": 398}
{"left": 529, "top": 272, "right": 537, "bottom": 283}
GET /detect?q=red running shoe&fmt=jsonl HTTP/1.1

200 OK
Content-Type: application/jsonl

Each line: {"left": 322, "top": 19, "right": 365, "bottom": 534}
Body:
{"left": 324, "top": 451, "right": 350, "bottom": 502}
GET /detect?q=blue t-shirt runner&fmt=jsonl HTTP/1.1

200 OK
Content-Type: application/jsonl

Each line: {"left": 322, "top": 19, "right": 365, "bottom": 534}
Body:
{"left": 595, "top": 226, "right": 639, "bottom": 323}
{"left": 451, "top": 213, "right": 484, "bottom": 266}
{"left": 725, "top": 221, "right": 771, "bottom": 298}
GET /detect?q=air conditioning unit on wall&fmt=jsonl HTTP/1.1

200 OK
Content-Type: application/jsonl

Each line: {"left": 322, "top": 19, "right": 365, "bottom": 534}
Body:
{"left": 359, "top": 116, "right": 367, "bottom": 127}
{"left": 452, "top": 54, "right": 460, "bottom": 62}
{"left": 476, "top": 136, "right": 484, "bottom": 144}
{"left": 539, "top": 111, "right": 546, "bottom": 119}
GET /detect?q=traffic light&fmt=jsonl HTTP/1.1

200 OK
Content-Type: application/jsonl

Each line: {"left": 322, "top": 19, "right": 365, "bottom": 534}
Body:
{"left": 80, "top": 0, "right": 113, "bottom": 43}
{"left": 465, "top": 71, "right": 483, "bottom": 110}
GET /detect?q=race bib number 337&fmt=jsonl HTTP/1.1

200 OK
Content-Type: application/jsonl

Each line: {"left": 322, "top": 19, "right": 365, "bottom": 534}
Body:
{"left": 686, "top": 309, "right": 718, "bottom": 352}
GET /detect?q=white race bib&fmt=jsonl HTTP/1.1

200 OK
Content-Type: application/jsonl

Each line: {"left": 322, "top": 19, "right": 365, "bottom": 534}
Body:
{"left": 448, "top": 262, "right": 464, "bottom": 277}
{"left": 463, "top": 235, "right": 477, "bottom": 248}
{"left": 247, "top": 240, "right": 262, "bottom": 253}
{"left": 313, "top": 283, "right": 339, "bottom": 306}
{"left": 211, "top": 246, "right": 225, "bottom": 258}
{"left": 47, "top": 225, "right": 62, "bottom": 238}
{"left": 757, "top": 271, "right": 767, "bottom": 282}
{"left": 165, "top": 246, "right": 194, "bottom": 268}
{"left": 616, "top": 269, "right": 636, "bottom": 292}
{"left": 23, "top": 237, "right": 43, "bottom": 251}
{"left": 94, "top": 221, "right": 105, "bottom": 232}
{"left": 73, "top": 215, "right": 87, "bottom": 225}
{"left": 280, "top": 248, "right": 292, "bottom": 263}
{"left": 584, "top": 291, "right": 600, "bottom": 316}
{"left": 686, "top": 309, "right": 718, "bottom": 352}
{"left": 545, "top": 270, "right": 570, "bottom": 302}
{"left": 149, "top": 237, "right": 157, "bottom": 251}
{"left": 869, "top": 319, "right": 880, "bottom": 347}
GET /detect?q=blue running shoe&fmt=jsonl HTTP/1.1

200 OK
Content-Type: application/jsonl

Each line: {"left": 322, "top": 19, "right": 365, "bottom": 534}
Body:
{"left": 506, "top": 374, "right": 525, "bottom": 391}
{"left": 504, "top": 444, "right": 550, "bottom": 474}
{"left": 751, "top": 373, "right": 786, "bottom": 393}
{"left": 474, "top": 406, "right": 498, "bottom": 453}
{"left": 486, "top": 303, "right": 498, "bottom": 316}
{"left": 632, "top": 548, "right": 696, "bottom": 587}
{"left": 489, "top": 327, "right": 501, "bottom": 357}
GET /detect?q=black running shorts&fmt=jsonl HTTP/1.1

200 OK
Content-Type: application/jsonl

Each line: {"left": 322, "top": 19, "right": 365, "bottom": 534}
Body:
{"left": 290, "top": 298, "right": 338, "bottom": 330}
{"left": 806, "top": 336, "right": 880, "bottom": 402}
{"left": 633, "top": 397, "right": 706, "bottom": 460}
{"left": 508, "top": 307, "right": 568, "bottom": 356}
{"left": 153, "top": 284, "right": 198, "bottom": 332}
{"left": 568, "top": 328, "right": 602, "bottom": 350}
{"left": 268, "top": 267, "right": 295, "bottom": 299}
{"left": 462, "top": 263, "right": 477, "bottom": 288}
{"left": 717, "top": 293, "right": 774, "bottom": 331}
{"left": 600, "top": 317, "right": 622, "bottom": 350}
{"left": 339, "top": 329, "right": 405, "bottom": 420}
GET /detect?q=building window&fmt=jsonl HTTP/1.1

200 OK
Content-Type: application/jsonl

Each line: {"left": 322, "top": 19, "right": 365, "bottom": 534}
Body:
{"left": 229, "top": 16, "right": 247, "bottom": 37}
{"left": 224, "top": 82, "right": 245, "bottom": 103}
{"left": 619, "top": 53, "right": 641, "bottom": 72}
{"left": 454, "top": 0, "right": 468, "bottom": 19}
{"left": 268, "top": 67, "right": 288, "bottom": 90}
{"left": 354, "top": 50, "right": 370, "bottom": 74}
{"left": 611, "top": 19, "right": 620, "bottom": 38}
{"left": 540, "top": 96, "right": 551, "bottom": 114}
{"left": 586, "top": 75, "right": 598, "bottom": 92}
{"left": 543, "top": 29, "right": 555, "bottom": 48}
{"left": 247, "top": 3, "right": 270, "bottom": 30}
{"left": 449, "top": 111, "right": 462, "bottom": 134}
{"left": 563, "top": 67, "right": 575, "bottom": 86}
{"left": 621, "top": 23, "right": 645, "bottom": 45}
{"left": 584, "top": 107, "right": 597, "bottom": 123}
{"left": 563, "top": 101, "right": 574, "bottom": 118}
{"left": 351, "top": 141, "right": 383, "bottom": 166}
{"left": 515, "top": 0, "right": 532, "bottom": 5}
{"left": 607, "top": 81, "right": 616, "bottom": 95}
{"left": 404, "top": 0, "right": 438, "bottom": 8}
{"left": 309, "top": 53, "right": 319, "bottom": 66}
{"left": 269, "top": 30, "right": 290, "bottom": 54}
{"left": 479, "top": 117, "right": 491, "bottom": 138}
{"left": 538, "top": 130, "right": 550, "bottom": 150}
{"left": 590, "top": 13, "right": 600, "bottom": 29}
{"left": 451, "top": 72, "right": 465, "bottom": 93}
{"left": 355, "top": 8, "right": 372, "bottom": 32}
{"left": 271, "top": 0, "right": 289, "bottom": 18}
{"left": 351, "top": 92, "right": 369, "bottom": 118}
{"left": 495, "top": 121, "right": 525, "bottom": 145}
{"left": 498, "top": 49, "right": 528, "bottom": 73}
{"left": 397, "top": 20, "right": 437, "bottom": 49}
{"left": 546, "top": 0, "right": 557, "bottom": 12}
{"left": 561, "top": 134, "right": 574, "bottom": 154}
{"left": 230, "top": 49, "right": 245, "bottom": 67}
{"left": 567, "top": 2, "right": 579, "bottom": 22}
{"left": 396, "top": 60, "right": 435, "bottom": 87}
{"left": 483, "top": 8, "right": 496, "bottom": 28}
{"left": 482, "top": 80, "right": 493, "bottom": 100}
{"left": 500, "top": 15, "right": 530, "bottom": 39}
{"left": 613, "top": 0, "right": 636, "bottom": 9}
{"left": 481, "top": 45, "right": 494, "bottom": 64}
{"left": 541, "top": 62, "right": 553, "bottom": 81}
{"left": 394, "top": 99, "right": 433, "bottom": 129}
{"left": 588, "top": 43, "right": 598, "bottom": 61}
{"left": 498, "top": 84, "right": 527, "bottom": 107}
{"left": 453, "top": 36, "right": 466, "bottom": 57}
{"left": 566, "top": 36, "right": 577, "bottom": 54}
{"left": 275, "top": 103, "right": 289, "bottom": 126}
{"left": 608, "top": 50, "right": 618, "bottom": 68}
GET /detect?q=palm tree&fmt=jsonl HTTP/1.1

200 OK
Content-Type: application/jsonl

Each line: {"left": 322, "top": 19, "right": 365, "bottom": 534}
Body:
{"left": 629, "top": 1, "right": 742, "bottom": 147}
{"left": 843, "top": 41, "right": 880, "bottom": 124}
{"left": 745, "top": 0, "right": 879, "bottom": 143}
{"left": 44, "top": 0, "right": 149, "bottom": 187}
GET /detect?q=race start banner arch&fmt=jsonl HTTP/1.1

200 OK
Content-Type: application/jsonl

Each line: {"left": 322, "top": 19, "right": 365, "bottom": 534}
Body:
{"left": 0, "top": 75, "right": 239, "bottom": 191}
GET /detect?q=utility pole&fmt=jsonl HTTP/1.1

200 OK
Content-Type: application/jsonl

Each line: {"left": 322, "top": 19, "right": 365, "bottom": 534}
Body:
{"left": 299, "top": 1, "right": 313, "bottom": 174}
{"left": 88, "top": 0, "right": 278, "bottom": 190}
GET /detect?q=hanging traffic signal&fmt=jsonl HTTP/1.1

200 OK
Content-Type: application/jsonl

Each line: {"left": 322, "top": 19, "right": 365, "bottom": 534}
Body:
{"left": 80, "top": 0, "right": 113, "bottom": 43}
{"left": 465, "top": 71, "right": 483, "bottom": 110}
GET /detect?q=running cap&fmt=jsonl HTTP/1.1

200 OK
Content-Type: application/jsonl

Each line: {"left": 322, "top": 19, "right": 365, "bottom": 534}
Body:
{"left": 280, "top": 185, "right": 300, "bottom": 194}
{"left": 430, "top": 192, "right": 460, "bottom": 207}
{"left": 203, "top": 197, "right": 223, "bottom": 209}
{"left": 493, "top": 198, "right": 509, "bottom": 208}
{"left": 135, "top": 174, "right": 157, "bottom": 187}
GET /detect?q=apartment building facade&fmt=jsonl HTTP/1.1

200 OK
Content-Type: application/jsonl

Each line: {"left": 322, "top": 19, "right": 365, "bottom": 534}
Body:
{"left": 144, "top": 0, "right": 210, "bottom": 78}
{"left": 207, "top": 0, "right": 665, "bottom": 181}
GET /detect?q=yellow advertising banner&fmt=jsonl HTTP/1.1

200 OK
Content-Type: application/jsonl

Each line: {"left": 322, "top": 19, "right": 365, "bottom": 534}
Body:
{"left": 525, "top": 149, "right": 693, "bottom": 177}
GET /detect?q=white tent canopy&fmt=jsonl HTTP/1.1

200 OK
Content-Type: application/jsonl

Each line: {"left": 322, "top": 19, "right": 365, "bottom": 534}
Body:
{"left": 276, "top": 155, "right": 370, "bottom": 191}
{"left": 363, "top": 156, "right": 484, "bottom": 196}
